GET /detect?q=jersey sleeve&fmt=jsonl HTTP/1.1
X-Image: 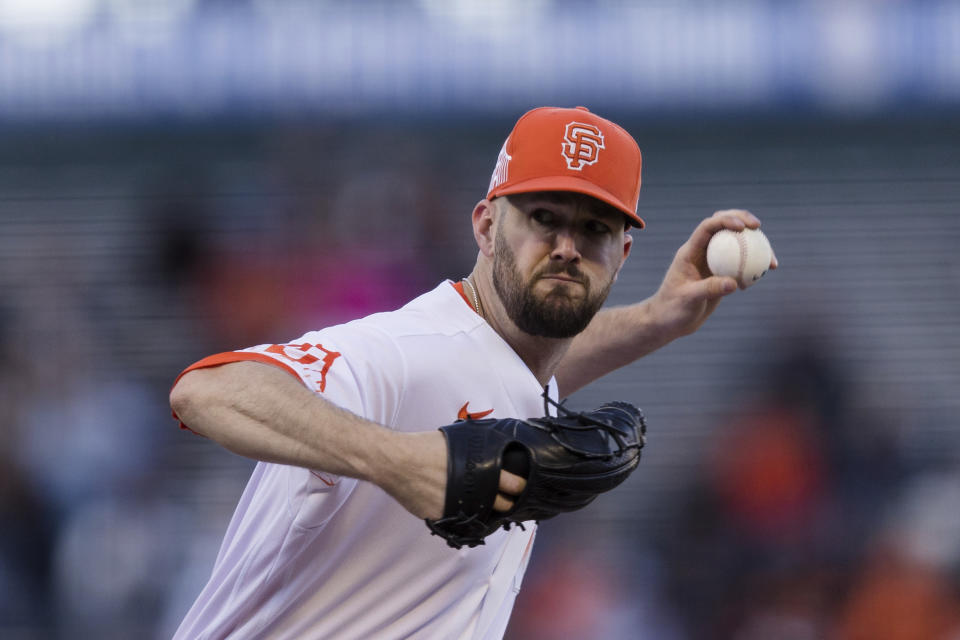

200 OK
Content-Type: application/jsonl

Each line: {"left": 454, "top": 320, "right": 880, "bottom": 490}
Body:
{"left": 173, "top": 321, "right": 406, "bottom": 430}
{"left": 172, "top": 321, "right": 406, "bottom": 512}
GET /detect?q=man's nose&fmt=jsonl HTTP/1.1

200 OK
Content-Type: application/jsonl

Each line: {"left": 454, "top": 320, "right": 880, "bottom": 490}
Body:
{"left": 550, "top": 229, "right": 581, "bottom": 262}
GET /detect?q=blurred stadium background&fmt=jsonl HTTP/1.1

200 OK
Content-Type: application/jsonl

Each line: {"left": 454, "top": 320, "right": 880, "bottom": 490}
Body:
{"left": 1, "top": 1, "right": 959, "bottom": 638}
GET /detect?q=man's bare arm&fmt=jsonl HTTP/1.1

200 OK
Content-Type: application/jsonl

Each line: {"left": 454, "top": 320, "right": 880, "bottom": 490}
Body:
{"left": 556, "top": 210, "right": 777, "bottom": 396}
{"left": 170, "top": 361, "right": 524, "bottom": 520}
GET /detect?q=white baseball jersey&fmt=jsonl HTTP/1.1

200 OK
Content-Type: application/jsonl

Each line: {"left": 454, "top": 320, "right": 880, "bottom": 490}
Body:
{"left": 173, "top": 281, "right": 557, "bottom": 639}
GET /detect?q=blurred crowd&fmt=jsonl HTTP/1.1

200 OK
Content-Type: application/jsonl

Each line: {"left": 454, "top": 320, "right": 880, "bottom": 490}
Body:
{"left": 508, "top": 335, "right": 960, "bottom": 640}
{"left": 0, "top": 129, "right": 471, "bottom": 638}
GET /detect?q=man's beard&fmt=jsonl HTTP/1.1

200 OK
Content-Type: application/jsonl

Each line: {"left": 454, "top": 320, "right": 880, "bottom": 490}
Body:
{"left": 492, "top": 233, "right": 615, "bottom": 339}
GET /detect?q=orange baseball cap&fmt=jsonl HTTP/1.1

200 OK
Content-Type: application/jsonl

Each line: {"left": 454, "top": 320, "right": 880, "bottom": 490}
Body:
{"left": 487, "top": 106, "right": 644, "bottom": 228}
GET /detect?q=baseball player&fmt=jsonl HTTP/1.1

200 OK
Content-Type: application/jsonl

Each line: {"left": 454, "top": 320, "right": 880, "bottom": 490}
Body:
{"left": 170, "top": 106, "right": 776, "bottom": 639}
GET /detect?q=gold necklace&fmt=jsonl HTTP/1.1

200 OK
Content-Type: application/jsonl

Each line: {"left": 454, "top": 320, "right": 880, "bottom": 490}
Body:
{"left": 463, "top": 277, "right": 484, "bottom": 319}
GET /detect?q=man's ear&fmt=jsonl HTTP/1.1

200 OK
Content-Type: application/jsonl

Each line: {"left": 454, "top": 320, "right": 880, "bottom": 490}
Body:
{"left": 472, "top": 199, "right": 497, "bottom": 258}
{"left": 613, "top": 232, "right": 633, "bottom": 282}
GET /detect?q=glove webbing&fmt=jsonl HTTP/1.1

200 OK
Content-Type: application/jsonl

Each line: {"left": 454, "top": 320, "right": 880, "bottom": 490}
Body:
{"left": 538, "top": 392, "right": 645, "bottom": 458}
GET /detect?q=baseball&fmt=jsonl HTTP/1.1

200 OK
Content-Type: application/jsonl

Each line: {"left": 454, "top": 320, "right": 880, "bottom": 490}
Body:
{"left": 706, "top": 228, "right": 773, "bottom": 289}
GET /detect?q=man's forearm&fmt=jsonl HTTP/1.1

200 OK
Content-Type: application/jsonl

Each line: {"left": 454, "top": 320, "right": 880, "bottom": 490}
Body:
{"left": 170, "top": 361, "right": 417, "bottom": 490}
{"left": 555, "top": 299, "right": 678, "bottom": 397}
{"left": 171, "top": 361, "right": 515, "bottom": 522}
{"left": 555, "top": 211, "right": 757, "bottom": 397}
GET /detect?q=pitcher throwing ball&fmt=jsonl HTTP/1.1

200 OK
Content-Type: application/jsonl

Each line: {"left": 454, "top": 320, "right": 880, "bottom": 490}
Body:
{"left": 170, "top": 106, "right": 776, "bottom": 639}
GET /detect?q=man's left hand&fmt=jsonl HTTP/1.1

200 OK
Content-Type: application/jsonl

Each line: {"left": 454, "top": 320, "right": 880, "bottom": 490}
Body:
{"left": 648, "top": 209, "right": 778, "bottom": 338}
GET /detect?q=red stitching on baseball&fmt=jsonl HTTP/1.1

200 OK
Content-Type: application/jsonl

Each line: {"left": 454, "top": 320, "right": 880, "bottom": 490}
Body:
{"left": 736, "top": 232, "right": 747, "bottom": 285}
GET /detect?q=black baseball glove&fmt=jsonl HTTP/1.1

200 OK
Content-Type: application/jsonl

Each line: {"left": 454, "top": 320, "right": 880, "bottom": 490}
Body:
{"left": 425, "top": 399, "right": 647, "bottom": 549}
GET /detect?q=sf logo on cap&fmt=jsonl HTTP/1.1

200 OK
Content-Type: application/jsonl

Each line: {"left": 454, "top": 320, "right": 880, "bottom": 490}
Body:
{"left": 562, "top": 122, "right": 605, "bottom": 171}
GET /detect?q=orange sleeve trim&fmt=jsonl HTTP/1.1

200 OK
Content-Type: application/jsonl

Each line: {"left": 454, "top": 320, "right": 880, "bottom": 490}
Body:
{"left": 173, "top": 351, "right": 303, "bottom": 387}
{"left": 171, "top": 351, "right": 305, "bottom": 431}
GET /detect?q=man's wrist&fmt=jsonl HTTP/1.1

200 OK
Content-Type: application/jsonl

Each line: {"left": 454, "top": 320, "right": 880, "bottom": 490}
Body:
{"left": 635, "top": 294, "right": 683, "bottom": 347}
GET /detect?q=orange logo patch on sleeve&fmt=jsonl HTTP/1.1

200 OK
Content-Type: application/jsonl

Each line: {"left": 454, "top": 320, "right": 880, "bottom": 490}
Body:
{"left": 265, "top": 343, "right": 341, "bottom": 392}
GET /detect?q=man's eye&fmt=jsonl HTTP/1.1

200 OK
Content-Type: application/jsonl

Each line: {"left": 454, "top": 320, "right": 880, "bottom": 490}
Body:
{"left": 585, "top": 220, "right": 612, "bottom": 235}
{"left": 531, "top": 209, "right": 556, "bottom": 226}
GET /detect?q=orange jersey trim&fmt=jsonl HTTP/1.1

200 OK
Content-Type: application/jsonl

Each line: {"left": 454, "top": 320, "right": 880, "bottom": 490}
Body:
{"left": 173, "top": 351, "right": 302, "bottom": 388}
{"left": 171, "top": 352, "right": 303, "bottom": 431}
{"left": 452, "top": 280, "right": 470, "bottom": 306}
{"left": 452, "top": 280, "right": 484, "bottom": 318}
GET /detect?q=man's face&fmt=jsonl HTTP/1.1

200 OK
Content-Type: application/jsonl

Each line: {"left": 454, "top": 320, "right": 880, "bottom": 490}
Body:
{"left": 491, "top": 192, "right": 632, "bottom": 338}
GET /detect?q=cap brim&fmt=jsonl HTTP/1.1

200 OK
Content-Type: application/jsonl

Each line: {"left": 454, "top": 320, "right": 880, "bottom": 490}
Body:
{"left": 490, "top": 176, "right": 645, "bottom": 228}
